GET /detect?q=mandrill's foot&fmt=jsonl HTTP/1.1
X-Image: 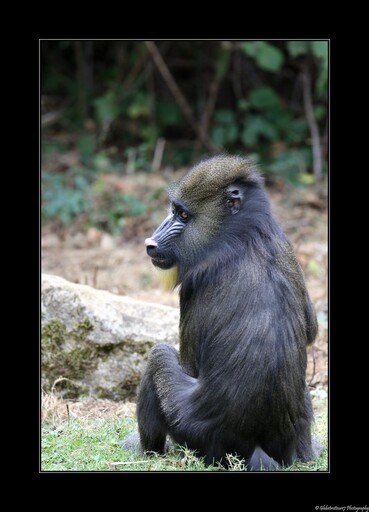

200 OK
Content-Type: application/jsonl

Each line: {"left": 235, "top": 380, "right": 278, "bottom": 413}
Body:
{"left": 120, "top": 432, "right": 142, "bottom": 454}
{"left": 120, "top": 432, "right": 174, "bottom": 455}
{"left": 247, "top": 446, "right": 282, "bottom": 471}
{"left": 312, "top": 437, "right": 324, "bottom": 459}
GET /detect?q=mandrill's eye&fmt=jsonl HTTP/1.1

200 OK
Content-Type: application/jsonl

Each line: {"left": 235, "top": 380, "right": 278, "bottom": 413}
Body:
{"left": 179, "top": 210, "right": 188, "bottom": 221}
{"left": 171, "top": 202, "right": 189, "bottom": 221}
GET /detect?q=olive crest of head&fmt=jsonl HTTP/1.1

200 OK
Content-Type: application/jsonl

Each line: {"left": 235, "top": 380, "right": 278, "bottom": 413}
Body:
{"left": 171, "top": 154, "right": 262, "bottom": 207}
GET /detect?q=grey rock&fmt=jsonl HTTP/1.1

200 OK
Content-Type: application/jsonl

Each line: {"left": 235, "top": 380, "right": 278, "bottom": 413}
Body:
{"left": 41, "top": 273, "right": 179, "bottom": 400}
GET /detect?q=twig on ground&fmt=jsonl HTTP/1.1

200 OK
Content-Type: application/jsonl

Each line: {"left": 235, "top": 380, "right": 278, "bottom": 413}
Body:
{"left": 152, "top": 138, "right": 166, "bottom": 172}
{"left": 109, "top": 461, "right": 148, "bottom": 466}
{"left": 309, "top": 346, "right": 317, "bottom": 386}
{"left": 93, "top": 266, "right": 99, "bottom": 288}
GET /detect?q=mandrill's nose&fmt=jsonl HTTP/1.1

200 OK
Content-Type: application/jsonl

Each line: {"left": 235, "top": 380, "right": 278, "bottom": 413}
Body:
{"left": 145, "top": 237, "right": 158, "bottom": 257}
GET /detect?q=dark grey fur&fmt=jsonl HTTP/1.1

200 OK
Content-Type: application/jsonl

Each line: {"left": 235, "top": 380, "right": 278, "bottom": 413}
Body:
{"left": 124, "top": 155, "right": 320, "bottom": 470}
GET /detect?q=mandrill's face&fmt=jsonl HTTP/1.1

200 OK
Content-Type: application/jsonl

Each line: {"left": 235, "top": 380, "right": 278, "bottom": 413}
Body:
{"left": 144, "top": 155, "right": 263, "bottom": 289}
{"left": 145, "top": 199, "right": 189, "bottom": 271}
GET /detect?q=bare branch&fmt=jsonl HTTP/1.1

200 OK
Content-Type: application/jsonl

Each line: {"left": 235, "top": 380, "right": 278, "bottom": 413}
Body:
{"left": 302, "top": 65, "right": 322, "bottom": 180}
{"left": 122, "top": 47, "right": 149, "bottom": 90}
{"left": 202, "top": 78, "right": 221, "bottom": 139}
{"left": 42, "top": 110, "right": 64, "bottom": 128}
{"left": 145, "top": 41, "right": 220, "bottom": 153}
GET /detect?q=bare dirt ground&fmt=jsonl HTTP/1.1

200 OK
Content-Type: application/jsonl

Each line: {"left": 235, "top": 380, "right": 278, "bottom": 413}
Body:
{"left": 42, "top": 174, "right": 328, "bottom": 391}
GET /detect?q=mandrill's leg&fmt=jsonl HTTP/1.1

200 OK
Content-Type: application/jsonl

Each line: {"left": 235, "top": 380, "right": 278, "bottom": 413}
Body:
{"left": 121, "top": 348, "right": 169, "bottom": 455}
{"left": 136, "top": 361, "right": 169, "bottom": 454}
{"left": 122, "top": 343, "right": 199, "bottom": 457}
{"left": 296, "top": 386, "right": 323, "bottom": 462}
{"left": 121, "top": 344, "right": 187, "bottom": 455}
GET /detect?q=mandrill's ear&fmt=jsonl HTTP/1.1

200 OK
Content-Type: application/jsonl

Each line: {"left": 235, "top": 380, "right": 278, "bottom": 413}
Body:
{"left": 226, "top": 185, "right": 243, "bottom": 214}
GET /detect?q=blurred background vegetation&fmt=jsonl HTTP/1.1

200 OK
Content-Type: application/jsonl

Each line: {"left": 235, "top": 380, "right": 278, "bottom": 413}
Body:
{"left": 41, "top": 40, "right": 328, "bottom": 234}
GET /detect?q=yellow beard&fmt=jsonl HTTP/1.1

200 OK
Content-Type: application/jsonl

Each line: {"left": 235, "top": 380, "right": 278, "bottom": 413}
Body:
{"left": 156, "top": 266, "right": 178, "bottom": 291}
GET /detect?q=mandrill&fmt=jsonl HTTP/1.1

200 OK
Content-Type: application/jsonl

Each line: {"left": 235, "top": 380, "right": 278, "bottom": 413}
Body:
{"left": 122, "top": 155, "right": 321, "bottom": 470}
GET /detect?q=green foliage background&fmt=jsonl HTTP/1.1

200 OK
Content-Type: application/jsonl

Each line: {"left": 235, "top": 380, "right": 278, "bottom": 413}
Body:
{"left": 41, "top": 40, "right": 328, "bottom": 229}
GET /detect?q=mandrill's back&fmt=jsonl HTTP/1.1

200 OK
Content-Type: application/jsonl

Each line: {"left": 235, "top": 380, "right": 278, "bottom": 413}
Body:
{"left": 178, "top": 171, "right": 316, "bottom": 383}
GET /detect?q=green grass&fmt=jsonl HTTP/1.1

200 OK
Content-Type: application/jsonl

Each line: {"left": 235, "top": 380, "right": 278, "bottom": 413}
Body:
{"left": 41, "top": 397, "right": 328, "bottom": 472}
{"left": 41, "top": 416, "right": 214, "bottom": 471}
